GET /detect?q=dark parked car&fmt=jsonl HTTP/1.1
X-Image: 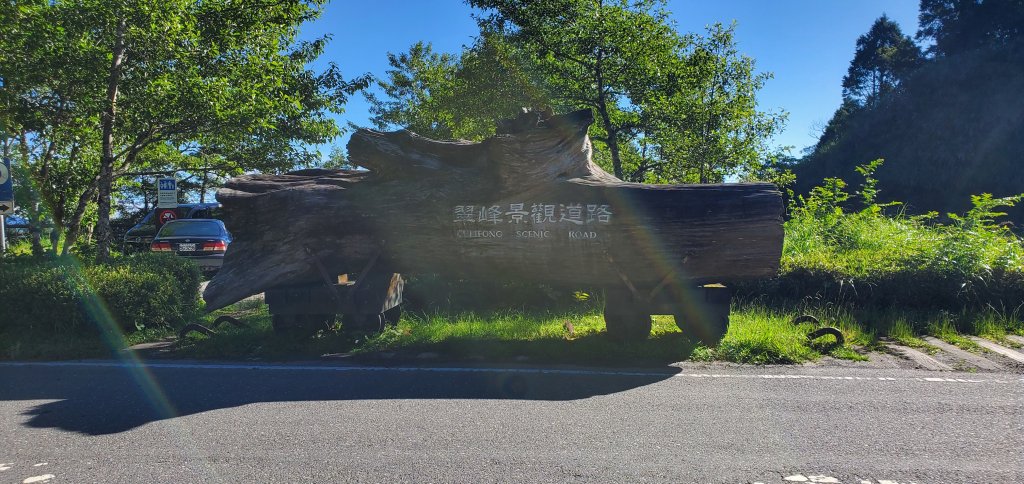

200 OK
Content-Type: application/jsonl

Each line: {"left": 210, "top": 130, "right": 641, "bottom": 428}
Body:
{"left": 1, "top": 215, "right": 31, "bottom": 241}
{"left": 123, "top": 203, "right": 221, "bottom": 251}
{"left": 150, "top": 219, "right": 231, "bottom": 273}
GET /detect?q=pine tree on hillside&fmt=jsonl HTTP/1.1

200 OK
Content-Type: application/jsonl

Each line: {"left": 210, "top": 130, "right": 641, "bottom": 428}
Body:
{"left": 918, "top": 0, "right": 1024, "bottom": 57}
{"left": 842, "top": 15, "right": 924, "bottom": 106}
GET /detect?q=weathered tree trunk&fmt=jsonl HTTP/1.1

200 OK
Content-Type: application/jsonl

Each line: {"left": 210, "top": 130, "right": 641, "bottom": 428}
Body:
{"left": 204, "top": 110, "right": 784, "bottom": 311}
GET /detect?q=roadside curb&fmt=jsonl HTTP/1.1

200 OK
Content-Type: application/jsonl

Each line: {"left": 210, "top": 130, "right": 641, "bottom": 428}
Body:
{"left": 881, "top": 339, "right": 953, "bottom": 371}
{"left": 921, "top": 336, "right": 1003, "bottom": 370}
{"left": 969, "top": 337, "right": 1024, "bottom": 364}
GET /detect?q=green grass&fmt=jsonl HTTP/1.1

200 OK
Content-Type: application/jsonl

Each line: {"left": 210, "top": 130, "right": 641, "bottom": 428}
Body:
{"left": 184, "top": 299, "right": 1022, "bottom": 366}
{"left": 168, "top": 300, "right": 881, "bottom": 365}
{"left": 926, "top": 315, "right": 981, "bottom": 352}
{"left": 4, "top": 296, "right": 1021, "bottom": 365}
{"left": 176, "top": 309, "right": 696, "bottom": 364}
{"left": 886, "top": 318, "right": 932, "bottom": 351}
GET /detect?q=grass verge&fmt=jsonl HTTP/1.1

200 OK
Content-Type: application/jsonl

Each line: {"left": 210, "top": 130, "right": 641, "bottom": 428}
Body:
{"left": 5, "top": 300, "right": 1020, "bottom": 365}
{"left": 4, "top": 297, "right": 1020, "bottom": 365}
{"left": 169, "top": 300, "right": 876, "bottom": 365}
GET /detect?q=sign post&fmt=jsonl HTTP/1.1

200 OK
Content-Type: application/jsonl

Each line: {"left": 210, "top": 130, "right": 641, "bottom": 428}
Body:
{"left": 157, "top": 177, "right": 178, "bottom": 208}
{"left": 0, "top": 157, "right": 13, "bottom": 255}
{"left": 0, "top": 157, "right": 13, "bottom": 215}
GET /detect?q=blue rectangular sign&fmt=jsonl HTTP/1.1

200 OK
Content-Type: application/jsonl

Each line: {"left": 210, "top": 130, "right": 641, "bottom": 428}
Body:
{"left": 158, "top": 178, "right": 176, "bottom": 191}
{"left": 0, "top": 157, "right": 12, "bottom": 201}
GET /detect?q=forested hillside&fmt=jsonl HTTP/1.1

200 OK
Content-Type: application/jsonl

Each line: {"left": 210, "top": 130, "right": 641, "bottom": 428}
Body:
{"left": 794, "top": 0, "right": 1024, "bottom": 222}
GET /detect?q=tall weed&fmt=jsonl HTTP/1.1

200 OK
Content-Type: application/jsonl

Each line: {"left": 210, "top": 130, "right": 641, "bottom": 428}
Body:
{"left": 758, "top": 159, "right": 1024, "bottom": 311}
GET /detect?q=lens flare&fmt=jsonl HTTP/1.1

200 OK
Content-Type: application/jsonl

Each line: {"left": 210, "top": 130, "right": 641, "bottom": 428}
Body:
{"left": 600, "top": 185, "right": 711, "bottom": 335}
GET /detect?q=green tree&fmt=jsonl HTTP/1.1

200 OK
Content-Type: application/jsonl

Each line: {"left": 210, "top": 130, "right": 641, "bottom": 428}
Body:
{"left": 1, "top": 0, "right": 104, "bottom": 255}
{"left": 645, "top": 23, "right": 787, "bottom": 183}
{"left": 320, "top": 146, "right": 355, "bottom": 170}
{"left": 918, "top": 0, "right": 1024, "bottom": 57}
{"left": 366, "top": 34, "right": 549, "bottom": 141}
{"left": 469, "top": 0, "right": 683, "bottom": 179}
{"left": 1, "top": 0, "right": 367, "bottom": 259}
{"left": 842, "top": 15, "right": 924, "bottom": 106}
{"left": 367, "top": 1, "right": 783, "bottom": 184}
{"left": 365, "top": 42, "right": 461, "bottom": 139}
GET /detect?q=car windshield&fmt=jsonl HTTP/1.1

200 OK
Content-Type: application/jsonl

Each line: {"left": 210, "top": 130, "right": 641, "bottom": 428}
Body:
{"left": 157, "top": 221, "right": 223, "bottom": 237}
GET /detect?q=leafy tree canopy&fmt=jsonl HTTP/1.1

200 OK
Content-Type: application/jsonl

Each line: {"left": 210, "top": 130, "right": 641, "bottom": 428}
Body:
{"left": 368, "top": 0, "right": 784, "bottom": 184}
{"left": 365, "top": 34, "right": 547, "bottom": 141}
{"left": 0, "top": 0, "right": 368, "bottom": 257}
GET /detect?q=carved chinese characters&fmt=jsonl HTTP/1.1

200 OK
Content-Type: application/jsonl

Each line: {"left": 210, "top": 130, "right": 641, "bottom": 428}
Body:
{"left": 453, "top": 202, "right": 612, "bottom": 240}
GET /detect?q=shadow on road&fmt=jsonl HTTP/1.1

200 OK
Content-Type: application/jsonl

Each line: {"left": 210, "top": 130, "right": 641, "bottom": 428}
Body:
{"left": 0, "top": 362, "right": 681, "bottom": 435}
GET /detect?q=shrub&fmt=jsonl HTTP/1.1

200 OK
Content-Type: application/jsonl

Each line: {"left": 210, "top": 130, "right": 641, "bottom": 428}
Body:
{"left": 0, "top": 253, "right": 200, "bottom": 335}
{"left": 86, "top": 266, "right": 180, "bottom": 331}
{"left": 0, "top": 261, "right": 91, "bottom": 333}
{"left": 744, "top": 160, "right": 1024, "bottom": 310}
{"left": 113, "top": 253, "right": 202, "bottom": 318}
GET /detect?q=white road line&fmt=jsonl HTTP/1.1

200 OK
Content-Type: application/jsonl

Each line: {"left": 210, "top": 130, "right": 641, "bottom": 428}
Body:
{"left": 782, "top": 475, "right": 839, "bottom": 483}
{"left": 0, "top": 360, "right": 1018, "bottom": 384}
{"left": 22, "top": 475, "right": 54, "bottom": 483}
{"left": 807, "top": 476, "right": 839, "bottom": 483}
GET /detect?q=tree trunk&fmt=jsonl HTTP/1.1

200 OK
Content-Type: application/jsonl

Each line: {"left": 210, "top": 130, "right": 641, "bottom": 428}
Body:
{"left": 204, "top": 110, "right": 784, "bottom": 311}
{"left": 593, "top": 50, "right": 624, "bottom": 180}
{"left": 61, "top": 185, "right": 97, "bottom": 257}
{"left": 600, "top": 110, "right": 623, "bottom": 179}
{"left": 49, "top": 226, "right": 60, "bottom": 254}
{"left": 200, "top": 169, "right": 208, "bottom": 203}
{"left": 15, "top": 133, "right": 45, "bottom": 256}
{"left": 28, "top": 202, "right": 44, "bottom": 256}
{"left": 94, "top": 17, "right": 127, "bottom": 262}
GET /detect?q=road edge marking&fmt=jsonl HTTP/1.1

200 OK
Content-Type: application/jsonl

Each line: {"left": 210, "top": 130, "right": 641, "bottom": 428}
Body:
{"left": 0, "top": 360, "right": 1017, "bottom": 384}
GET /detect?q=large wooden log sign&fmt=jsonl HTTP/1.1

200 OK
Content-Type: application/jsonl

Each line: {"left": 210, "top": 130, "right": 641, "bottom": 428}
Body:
{"left": 203, "top": 109, "right": 784, "bottom": 327}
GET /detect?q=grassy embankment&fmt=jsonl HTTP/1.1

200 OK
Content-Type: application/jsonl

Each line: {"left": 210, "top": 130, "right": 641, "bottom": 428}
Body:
{"left": 767, "top": 161, "right": 1023, "bottom": 353}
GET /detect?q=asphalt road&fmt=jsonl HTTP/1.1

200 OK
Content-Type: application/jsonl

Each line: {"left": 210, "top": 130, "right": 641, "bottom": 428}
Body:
{"left": 1, "top": 361, "right": 1021, "bottom": 483}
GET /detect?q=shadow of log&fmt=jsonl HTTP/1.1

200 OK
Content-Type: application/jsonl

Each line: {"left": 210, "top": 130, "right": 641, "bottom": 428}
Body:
{"left": 1, "top": 362, "right": 681, "bottom": 436}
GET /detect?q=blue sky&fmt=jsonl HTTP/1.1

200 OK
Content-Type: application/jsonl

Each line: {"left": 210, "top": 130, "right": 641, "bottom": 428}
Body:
{"left": 300, "top": 0, "right": 921, "bottom": 155}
